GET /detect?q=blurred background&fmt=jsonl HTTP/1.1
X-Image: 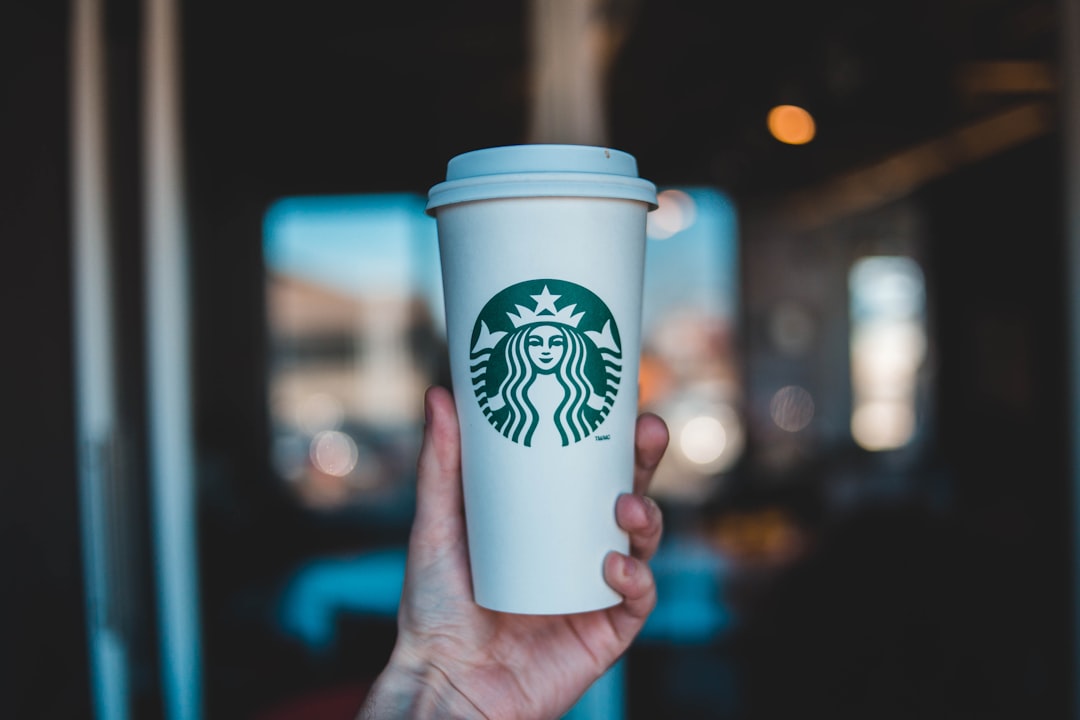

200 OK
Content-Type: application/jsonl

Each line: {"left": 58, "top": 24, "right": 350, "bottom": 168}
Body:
{"left": 3, "top": 0, "right": 1076, "bottom": 717}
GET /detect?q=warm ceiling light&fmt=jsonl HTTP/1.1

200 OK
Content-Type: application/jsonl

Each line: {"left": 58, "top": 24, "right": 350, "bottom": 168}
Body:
{"left": 767, "top": 105, "right": 816, "bottom": 145}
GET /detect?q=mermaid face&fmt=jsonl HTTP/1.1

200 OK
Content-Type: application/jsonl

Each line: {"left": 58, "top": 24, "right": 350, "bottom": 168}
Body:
{"left": 526, "top": 324, "right": 566, "bottom": 373}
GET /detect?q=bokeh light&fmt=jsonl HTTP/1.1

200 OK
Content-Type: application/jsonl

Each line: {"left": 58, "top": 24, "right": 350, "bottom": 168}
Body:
{"left": 767, "top": 104, "right": 816, "bottom": 145}
{"left": 651, "top": 395, "right": 744, "bottom": 502}
{"left": 851, "top": 399, "right": 916, "bottom": 450}
{"left": 310, "top": 430, "right": 359, "bottom": 477}
{"left": 680, "top": 415, "right": 728, "bottom": 465}
{"left": 647, "top": 189, "right": 698, "bottom": 239}
{"left": 769, "top": 385, "right": 815, "bottom": 432}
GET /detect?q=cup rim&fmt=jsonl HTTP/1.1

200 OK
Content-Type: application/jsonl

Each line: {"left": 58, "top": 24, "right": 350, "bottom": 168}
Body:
{"left": 427, "top": 145, "right": 657, "bottom": 215}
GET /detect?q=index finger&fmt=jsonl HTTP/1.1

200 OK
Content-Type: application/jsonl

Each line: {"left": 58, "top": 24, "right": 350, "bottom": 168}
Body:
{"left": 632, "top": 412, "right": 668, "bottom": 496}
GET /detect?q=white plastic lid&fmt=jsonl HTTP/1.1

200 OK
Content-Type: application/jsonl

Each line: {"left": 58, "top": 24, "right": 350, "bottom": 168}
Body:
{"left": 426, "top": 144, "right": 658, "bottom": 215}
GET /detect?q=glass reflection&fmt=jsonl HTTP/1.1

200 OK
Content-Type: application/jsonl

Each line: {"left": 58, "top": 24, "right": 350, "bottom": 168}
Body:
{"left": 641, "top": 187, "right": 742, "bottom": 501}
{"left": 263, "top": 193, "right": 445, "bottom": 512}
{"left": 848, "top": 255, "right": 927, "bottom": 450}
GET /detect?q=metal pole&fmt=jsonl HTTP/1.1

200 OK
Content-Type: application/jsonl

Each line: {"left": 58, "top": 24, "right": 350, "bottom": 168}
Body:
{"left": 143, "top": 0, "right": 203, "bottom": 717}
{"left": 527, "top": 0, "right": 607, "bottom": 145}
{"left": 71, "top": 0, "right": 130, "bottom": 717}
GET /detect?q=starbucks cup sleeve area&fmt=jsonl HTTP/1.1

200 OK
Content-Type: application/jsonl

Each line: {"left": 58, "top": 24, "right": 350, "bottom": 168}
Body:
{"left": 427, "top": 144, "right": 657, "bottom": 614}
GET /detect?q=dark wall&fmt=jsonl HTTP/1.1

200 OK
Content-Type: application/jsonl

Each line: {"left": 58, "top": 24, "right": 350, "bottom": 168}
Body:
{"left": 731, "top": 134, "right": 1072, "bottom": 720}
{"left": 0, "top": 1, "right": 91, "bottom": 717}
{"left": 924, "top": 134, "right": 1072, "bottom": 713}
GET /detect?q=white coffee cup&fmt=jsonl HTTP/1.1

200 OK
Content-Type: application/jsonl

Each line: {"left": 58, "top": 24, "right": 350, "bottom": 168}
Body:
{"left": 427, "top": 144, "right": 657, "bottom": 614}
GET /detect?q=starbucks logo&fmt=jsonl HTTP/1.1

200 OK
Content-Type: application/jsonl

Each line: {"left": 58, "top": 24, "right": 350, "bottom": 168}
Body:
{"left": 470, "top": 279, "right": 622, "bottom": 447}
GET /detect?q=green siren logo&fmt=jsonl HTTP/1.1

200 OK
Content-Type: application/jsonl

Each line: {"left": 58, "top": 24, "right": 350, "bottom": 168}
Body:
{"left": 470, "top": 279, "right": 622, "bottom": 447}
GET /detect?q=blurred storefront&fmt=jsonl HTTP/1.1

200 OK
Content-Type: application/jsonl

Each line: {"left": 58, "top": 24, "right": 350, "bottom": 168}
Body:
{"left": 5, "top": 0, "right": 1074, "bottom": 718}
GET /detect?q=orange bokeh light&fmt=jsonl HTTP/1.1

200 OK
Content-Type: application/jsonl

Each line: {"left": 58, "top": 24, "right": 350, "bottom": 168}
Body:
{"left": 767, "top": 104, "right": 816, "bottom": 145}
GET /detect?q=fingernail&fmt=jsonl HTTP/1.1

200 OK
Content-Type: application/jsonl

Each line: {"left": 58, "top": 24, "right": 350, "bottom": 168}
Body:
{"left": 424, "top": 390, "right": 433, "bottom": 425}
{"left": 621, "top": 555, "right": 637, "bottom": 579}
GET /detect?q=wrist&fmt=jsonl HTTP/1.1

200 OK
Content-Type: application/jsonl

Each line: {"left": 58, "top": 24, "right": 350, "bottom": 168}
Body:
{"left": 359, "top": 648, "right": 486, "bottom": 720}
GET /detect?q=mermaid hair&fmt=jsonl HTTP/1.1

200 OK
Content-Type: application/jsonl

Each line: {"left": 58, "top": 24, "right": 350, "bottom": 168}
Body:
{"left": 495, "top": 323, "right": 598, "bottom": 446}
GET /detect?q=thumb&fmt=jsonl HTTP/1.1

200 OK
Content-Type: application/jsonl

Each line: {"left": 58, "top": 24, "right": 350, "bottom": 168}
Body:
{"left": 412, "top": 386, "right": 465, "bottom": 547}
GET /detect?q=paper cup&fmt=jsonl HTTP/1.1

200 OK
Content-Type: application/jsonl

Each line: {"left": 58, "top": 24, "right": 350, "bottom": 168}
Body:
{"left": 427, "top": 144, "right": 657, "bottom": 614}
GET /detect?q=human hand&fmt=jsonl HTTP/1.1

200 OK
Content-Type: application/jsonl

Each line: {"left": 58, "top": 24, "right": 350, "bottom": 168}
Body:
{"left": 359, "top": 385, "right": 667, "bottom": 720}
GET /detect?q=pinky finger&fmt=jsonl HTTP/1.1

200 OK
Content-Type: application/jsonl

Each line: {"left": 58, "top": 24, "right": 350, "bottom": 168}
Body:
{"left": 603, "top": 551, "right": 657, "bottom": 645}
